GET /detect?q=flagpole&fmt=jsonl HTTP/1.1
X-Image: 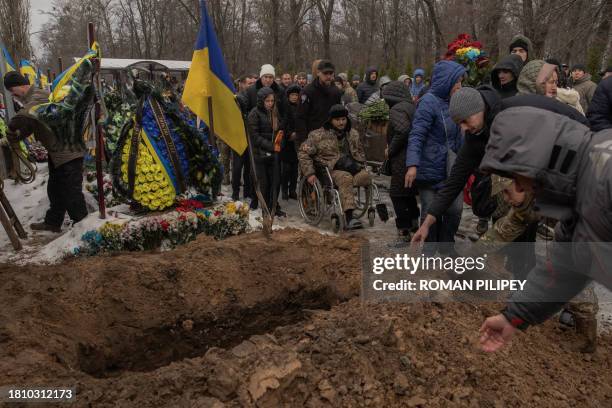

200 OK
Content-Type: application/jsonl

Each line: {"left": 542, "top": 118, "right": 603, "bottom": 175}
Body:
{"left": 88, "top": 22, "right": 106, "bottom": 219}
{"left": 206, "top": 96, "right": 217, "bottom": 147}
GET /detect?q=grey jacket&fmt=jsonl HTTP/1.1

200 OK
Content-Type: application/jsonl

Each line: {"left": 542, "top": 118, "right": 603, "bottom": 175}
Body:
{"left": 572, "top": 74, "right": 597, "bottom": 113}
{"left": 480, "top": 107, "right": 612, "bottom": 325}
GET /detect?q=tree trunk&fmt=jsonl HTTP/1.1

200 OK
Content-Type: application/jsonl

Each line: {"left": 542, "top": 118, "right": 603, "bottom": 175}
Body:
{"left": 422, "top": 0, "right": 443, "bottom": 59}
{"left": 315, "top": 0, "right": 335, "bottom": 60}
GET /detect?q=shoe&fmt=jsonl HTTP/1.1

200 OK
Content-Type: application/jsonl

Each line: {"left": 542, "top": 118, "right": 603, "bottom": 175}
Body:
{"left": 31, "top": 222, "right": 61, "bottom": 233}
{"left": 289, "top": 191, "right": 298, "bottom": 200}
{"left": 476, "top": 218, "right": 489, "bottom": 235}
{"left": 275, "top": 209, "right": 287, "bottom": 217}
{"left": 387, "top": 230, "right": 411, "bottom": 248}
{"left": 345, "top": 219, "right": 363, "bottom": 230}
{"left": 559, "top": 309, "right": 575, "bottom": 329}
{"left": 537, "top": 223, "right": 555, "bottom": 240}
{"left": 574, "top": 316, "right": 597, "bottom": 353}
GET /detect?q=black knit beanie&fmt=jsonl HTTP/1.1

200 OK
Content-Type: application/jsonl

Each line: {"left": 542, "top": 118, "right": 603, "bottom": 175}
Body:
{"left": 3, "top": 71, "right": 29, "bottom": 89}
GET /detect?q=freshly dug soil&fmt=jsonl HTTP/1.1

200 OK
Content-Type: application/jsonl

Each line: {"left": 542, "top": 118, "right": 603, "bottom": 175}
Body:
{"left": 0, "top": 229, "right": 610, "bottom": 407}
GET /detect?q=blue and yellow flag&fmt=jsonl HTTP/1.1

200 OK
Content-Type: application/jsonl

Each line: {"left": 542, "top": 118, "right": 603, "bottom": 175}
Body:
{"left": 182, "top": 0, "right": 247, "bottom": 155}
{"left": 1, "top": 45, "right": 15, "bottom": 72}
{"left": 19, "top": 60, "right": 38, "bottom": 85}
{"left": 50, "top": 43, "right": 99, "bottom": 102}
{"left": 38, "top": 69, "right": 49, "bottom": 89}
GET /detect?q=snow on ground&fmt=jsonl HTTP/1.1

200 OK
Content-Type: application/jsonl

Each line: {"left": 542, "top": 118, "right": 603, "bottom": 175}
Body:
{"left": 0, "top": 164, "right": 133, "bottom": 264}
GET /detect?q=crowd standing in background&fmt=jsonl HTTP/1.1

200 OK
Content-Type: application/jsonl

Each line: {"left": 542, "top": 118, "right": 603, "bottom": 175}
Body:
{"left": 222, "top": 32, "right": 612, "bottom": 354}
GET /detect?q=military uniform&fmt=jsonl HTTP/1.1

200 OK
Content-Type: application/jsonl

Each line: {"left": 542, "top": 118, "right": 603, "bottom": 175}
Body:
{"left": 298, "top": 126, "right": 370, "bottom": 211}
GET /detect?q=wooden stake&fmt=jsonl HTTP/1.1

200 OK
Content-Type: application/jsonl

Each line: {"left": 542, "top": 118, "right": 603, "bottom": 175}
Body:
{"left": 88, "top": 22, "right": 106, "bottom": 219}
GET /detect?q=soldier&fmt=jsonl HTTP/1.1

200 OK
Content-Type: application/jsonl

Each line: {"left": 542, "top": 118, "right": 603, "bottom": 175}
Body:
{"left": 298, "top": 105, "right": 370, "bottom": 230}
{"left": 479, "top": 107, "right": 610, "bottom": 354}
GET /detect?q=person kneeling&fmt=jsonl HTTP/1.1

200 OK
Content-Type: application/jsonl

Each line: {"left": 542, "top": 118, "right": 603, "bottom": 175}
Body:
{"left": 298, "top": 105, "right": 370, "bottom": 230}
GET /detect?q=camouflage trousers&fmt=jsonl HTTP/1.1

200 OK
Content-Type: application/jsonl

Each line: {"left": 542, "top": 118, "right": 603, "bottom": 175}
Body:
{"left": 483, "top": 194, "right": 538, "bottom": 243}
{"left": 331, "top": 169, "right": 371, "bottom": 211}
{"left": 217, "top": 139, "right": 232, "bottom": 184}
{"left": 483, "top": 194, "right": 599, "bottom": 322}
{"left": 568, "top": 286, "right": 599, "bottom": 321}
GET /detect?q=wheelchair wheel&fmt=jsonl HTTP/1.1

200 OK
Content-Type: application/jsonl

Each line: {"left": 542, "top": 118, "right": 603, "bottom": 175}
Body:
{"left": 353, "top": 185, "right": 371, "bottom": 219}
{"left": 367, "top": 208, "right": 376, "bottom": 227}
{"left": 298, "top": 177, "right": 324, "bottom": 225}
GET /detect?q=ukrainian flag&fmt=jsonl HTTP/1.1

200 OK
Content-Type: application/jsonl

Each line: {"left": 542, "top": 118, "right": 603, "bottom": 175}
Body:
{"left": 182, "top": 0, "right": 247, "bottom": 155}
{"left": 1, "top": 45, "right": 15, "bottom": 72}
{"left": 50, "top": 42, "right": 99, "bottom": 102}
{"left": 19, "top": 60, "right": 38, "bottom": 85}
{"left": 38, "top": 69, "right": 49, "bottom": 89}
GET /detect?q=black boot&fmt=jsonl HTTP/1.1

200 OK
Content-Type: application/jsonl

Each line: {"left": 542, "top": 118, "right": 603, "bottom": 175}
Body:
{"left": 31, "top": 222, "right": 61, "bottom": 233}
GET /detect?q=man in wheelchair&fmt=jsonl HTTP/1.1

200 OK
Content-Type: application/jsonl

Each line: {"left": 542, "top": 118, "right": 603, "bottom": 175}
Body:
{"left": 298, "top": 105, "right": 371, "bottom": 230}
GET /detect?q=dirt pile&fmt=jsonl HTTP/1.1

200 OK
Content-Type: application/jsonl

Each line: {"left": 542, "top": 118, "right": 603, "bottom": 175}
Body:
{"left": 0, "top": 229, "right": 611, "bottom": 407}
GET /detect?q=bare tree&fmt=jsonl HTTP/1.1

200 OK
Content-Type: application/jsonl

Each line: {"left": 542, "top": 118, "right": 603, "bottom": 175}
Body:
{"left": 0, "top": 0, "right": 32, "bottom": 60}
{"left": 34, "top": 0, "right": 612, "bottom": 80}
{"left": 314, "top": 0, "right": 335, "bottom": 59}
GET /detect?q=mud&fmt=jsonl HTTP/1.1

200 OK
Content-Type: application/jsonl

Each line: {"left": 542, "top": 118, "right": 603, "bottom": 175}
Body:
{"left": 0, "top": 229, "right": 611, "bottom": 407}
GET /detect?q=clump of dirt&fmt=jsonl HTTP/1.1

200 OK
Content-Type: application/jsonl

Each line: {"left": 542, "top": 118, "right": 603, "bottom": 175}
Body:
{"left": 0, "top": 229, "right": 611, "bottom": 407}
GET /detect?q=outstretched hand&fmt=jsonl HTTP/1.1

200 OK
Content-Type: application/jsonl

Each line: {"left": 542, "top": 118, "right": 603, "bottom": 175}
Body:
{"left": 479, "top": 314, "right": 517, "bottom": 352}
{"left": 411, "top": 225, "right": 429, "bottom": 245}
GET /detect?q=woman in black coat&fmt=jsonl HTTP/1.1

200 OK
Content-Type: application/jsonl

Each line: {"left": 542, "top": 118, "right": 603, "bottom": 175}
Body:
{"left": 247, "top": 87, "right": 284, "bottom": 216}
{"left": 382, "top": 81, "right": 419, "bottom": 240}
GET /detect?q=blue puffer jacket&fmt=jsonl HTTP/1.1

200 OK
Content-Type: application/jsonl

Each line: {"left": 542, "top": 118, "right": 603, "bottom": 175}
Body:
{"left": 410, "top": 68, "right": 426, "bottom": 97}
{"left": 406, "top": 60, "right": 465, "bottom": 187}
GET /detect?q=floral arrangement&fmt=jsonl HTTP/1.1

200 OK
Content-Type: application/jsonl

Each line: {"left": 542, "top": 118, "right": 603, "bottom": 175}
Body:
{"left": 104, "top": 91, "right": 133, "bottom": 155}
{"left": 25, "top": 139, "right": 48, "bottom": 162}
{"left": 0, "top": 119, "right": 48, "bottom": 162}
{"left": 0, "top": 118, "right": 6, "bottom": 138}
{"left": 74, "top": 198, "right": 250, "bottom": 257}
{"left": 444, "top": 33, "right": 490, "bottom": 87}
{"left": 111, "top": 81, "right": 222, "bottom": 213}
{"left": 358, "top": 99, "right": 390, "bottom": 125}
{"left": 118, "top": 130, "right": 176, "bottom": 211}
{"left": 85, "top": 171, "right": 124, "bottom": 208}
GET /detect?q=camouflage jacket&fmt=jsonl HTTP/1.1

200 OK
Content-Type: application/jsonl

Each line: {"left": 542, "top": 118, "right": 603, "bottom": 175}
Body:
{"left": 298, "top": 126, "right": 366, "bottom": 177}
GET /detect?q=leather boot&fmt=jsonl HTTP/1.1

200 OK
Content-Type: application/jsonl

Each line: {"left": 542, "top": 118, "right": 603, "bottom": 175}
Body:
{"left": 574, "top": 316, "right": 597, "bottom": 353}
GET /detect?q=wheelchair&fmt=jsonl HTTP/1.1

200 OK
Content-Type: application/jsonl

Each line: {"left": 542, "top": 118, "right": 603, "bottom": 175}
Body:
{"left": 297, "top": 166, "right": 383, "bottom": 233}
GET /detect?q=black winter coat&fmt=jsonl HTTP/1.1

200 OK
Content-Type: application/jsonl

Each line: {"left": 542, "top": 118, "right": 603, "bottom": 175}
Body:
{"left": 247, "top": 88, "right": 277, "bottom": 162}
{"left": 382, "top": 81, "right": 416, "bottom": 197}
{"left": 356, "top": 67, "right": 378, "bottom": 104}
{"left": 295, "top": 78, "right": 342, "bottom": 144}
{"left": 243, "top": 79, "right": 286, "bottom": 119}
{"left": 281, "top": 102, "right": 299, "bottom": 163}
{"left": 427, "top": 87, "right": 590, "bottom": 220}
{"left": 491, "top": 54, "right": 523, "bottom": 99}
{"left": 587, "top": 77, "right": 612, "bottom": 132}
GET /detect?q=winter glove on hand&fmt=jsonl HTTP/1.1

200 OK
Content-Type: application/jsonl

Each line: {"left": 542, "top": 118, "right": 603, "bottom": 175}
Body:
{"left": 274, "top": 130, "right": 284, "bottom": 153}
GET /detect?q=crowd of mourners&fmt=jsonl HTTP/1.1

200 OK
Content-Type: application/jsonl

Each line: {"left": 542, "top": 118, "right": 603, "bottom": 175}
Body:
{"left": 221, "top": 33, "right": 612, "bottom": 354}
{"left": 3, "top": 32, "right": 612, "bottom": 355}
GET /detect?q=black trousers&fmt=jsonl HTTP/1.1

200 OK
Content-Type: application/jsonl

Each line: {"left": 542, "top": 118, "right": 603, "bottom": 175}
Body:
{"left": 251, "top": 158, "right": 280, "bottom": 211}
{"left": 232, "top": 150, "right": 251, "bottom": 200}
{"left": 281, "top": 160, "right": 298, "bottom": 195}
{"left": 45, "top": 158, "right": 88, "bottom": 227}
{"left": 391, "top": 195, "right": 420, "bottom": 233}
